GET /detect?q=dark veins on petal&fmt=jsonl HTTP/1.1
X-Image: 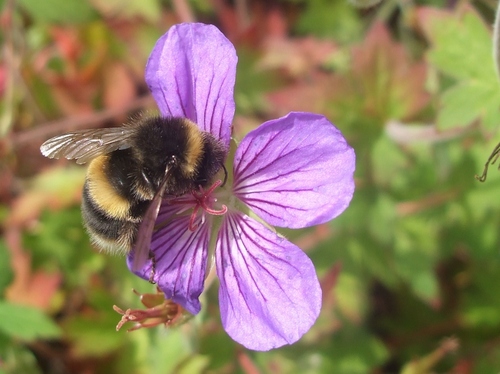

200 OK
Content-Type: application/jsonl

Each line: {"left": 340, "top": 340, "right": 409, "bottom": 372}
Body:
{"left": 221, "top": 213, "right": 297, "bottom": 311}
{"left": 236, "top": 197, "right": 308, "bottom": 219}
{"left": 174, "top": 75, "right": 189, "bottom": 117}
{"left": 235, "top": 132, "right": 312, "bottom": 182}
{"left": 154, "top": 219, "right": 205, "bottom": 295}
{"left": 160, "top": 89, "right": 174, "bottom": 116}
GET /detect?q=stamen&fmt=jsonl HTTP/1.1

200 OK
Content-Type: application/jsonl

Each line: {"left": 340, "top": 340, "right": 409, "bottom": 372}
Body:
{"left": 113, "top": 288, "right": 190, "bottom": 332}
{"left": 188, "top": 205, "right": 201, "bottom": 231}
{"left": 167, "top": 180, "right": 228, "bottom": 232}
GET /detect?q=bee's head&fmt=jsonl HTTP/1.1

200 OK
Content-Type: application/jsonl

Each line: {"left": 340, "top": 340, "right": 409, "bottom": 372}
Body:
{"left": 137, "top": 153, "right": 180, "bottom": 192}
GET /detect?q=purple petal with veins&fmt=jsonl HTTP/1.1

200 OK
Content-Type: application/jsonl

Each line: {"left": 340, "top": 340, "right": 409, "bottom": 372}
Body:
{"left": 216, "top": 210, "right": 321, "bottom": 351}
{"left": 233, "top": 112, "right": 356, "bottom": 229}
{"left": 145, "top": 23, "right": 237, "bottom": 148}
{"left": 127, "top": 212, "right": 210, "bottom": 315}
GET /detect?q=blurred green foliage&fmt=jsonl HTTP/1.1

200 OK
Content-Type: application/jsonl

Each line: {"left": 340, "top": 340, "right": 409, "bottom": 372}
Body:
{"left": 2, "top": 0, "right": 500, "bottom": 373}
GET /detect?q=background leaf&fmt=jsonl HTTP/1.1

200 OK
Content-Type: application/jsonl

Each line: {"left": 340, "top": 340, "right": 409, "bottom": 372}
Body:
{"left": 0, "top": 302, "right": 61, "bottom": 340}
{"left": 18, "top": 0, "right": 97, "bottom": 24}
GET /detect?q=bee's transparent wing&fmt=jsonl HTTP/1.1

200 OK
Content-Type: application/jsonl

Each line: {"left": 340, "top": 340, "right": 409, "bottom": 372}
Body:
{"left": 131, "top": 162, "right": 175, "bottom": 272}
{"left": 40, "top": 127, "right": 134, "bottom": 164}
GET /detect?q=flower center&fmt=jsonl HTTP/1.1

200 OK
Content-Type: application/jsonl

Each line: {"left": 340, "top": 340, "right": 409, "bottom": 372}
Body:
{"left": 167, "top": 180, "right": 228, "bottom": 231}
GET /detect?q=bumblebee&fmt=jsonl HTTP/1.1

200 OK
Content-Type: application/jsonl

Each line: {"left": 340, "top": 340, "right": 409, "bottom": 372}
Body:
{"left": 40, "top": 115, "right": 226, "bottom": 270}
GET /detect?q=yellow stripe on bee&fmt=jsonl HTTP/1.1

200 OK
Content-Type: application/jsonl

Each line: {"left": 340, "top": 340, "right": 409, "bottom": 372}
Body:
{"left": 86, "top": 155, "right": 131, "bottom": 219}
{"left": 86, "top": 227, "right": 132, "bottom": 255}
{"left": 182, "top": 119, "right": 204, "bottom": 177}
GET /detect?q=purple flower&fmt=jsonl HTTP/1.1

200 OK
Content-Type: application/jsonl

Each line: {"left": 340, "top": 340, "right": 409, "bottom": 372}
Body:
{"left": 127, "top": 23, "right": 356, "bottom": 351}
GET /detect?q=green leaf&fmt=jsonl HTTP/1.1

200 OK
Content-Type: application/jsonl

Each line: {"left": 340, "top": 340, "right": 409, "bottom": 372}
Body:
{"left": 150, "top": 328, "right": 202, "bottom": 374}
{"left": 295, "top": 0, "right": 362, "bottom": 42}
{"left": 200, "top": 326, "right": 236, "bottom": 371}
{"left": 372, "top": 135, "right": 409, "bottom": 190}
{"left": 437, "top": 81, "right": 500, "bottom": 130}
{"left": 319, "top": 324, "right": 389, "bottom": 373}
{"left": 393, "top": 217, "right": 440, "bottom": 303}
{"left": 0, "top": 342, "right": 43, "bottom": 374}
{"left": 24, "top": 207, "right": 97, "bottom": 287}
{"left": 64, "top": 314, "right": 124, "bottom": 357}
{"left": 0, "top": 241, "right": 13, "bottom": 296}
{"left": 335, "top": 272, "right": 369, "bottom": 321}
{"left": 18, "top": 0, "right": 97, "bottom": 24}
{"left": 473, "top": 344, "right": 500, "bottom": 373}
{"left": 91, "top": 0, "right": 161, "bottom": 23}
{"left": 423, "top": 9, "right": 500, "bottom": 130}
{"left": 462, "top": 261, "right": 500, "bottom": 328}
{"left": 426, "top": 11, "right": 494, "bottom": 81}
{"left": 409, "top": 271, "right": 439, "bottom": 304}
{"left": 177, "top": 356, "right": 210, "bottom": 374}
{"left": 235, "top": 48, "right": 283, "bottom": 116}
{"left": 0, "top": 302, "right": 61, "bottom": 340}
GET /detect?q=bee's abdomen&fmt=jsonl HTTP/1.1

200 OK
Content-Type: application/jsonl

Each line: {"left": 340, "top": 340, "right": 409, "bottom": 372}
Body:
{"left": 85, "top": 155, "right": 133, "bottom": 220}
{"left": 82, "top": 155, "right": 149, "bottom": 254}
{"left": 81, "top": 181, "right": 138, "bottom": 253}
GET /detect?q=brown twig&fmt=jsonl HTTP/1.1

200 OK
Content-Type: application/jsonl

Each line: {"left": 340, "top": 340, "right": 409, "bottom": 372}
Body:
{"left": 396, "top": 189, "right": 460, "bottom": 216}
{"left": 9, "top": 95, "right": 155, "bottom": 147}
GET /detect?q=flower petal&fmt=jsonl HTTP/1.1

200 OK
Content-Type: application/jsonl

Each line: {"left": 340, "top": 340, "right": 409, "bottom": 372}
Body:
{"left": 145, "top": 23, "right": 237, "bottom": 147}
{"left": 233, "top": 112, "right": 355, "bottom": 228}
{"left": 216, "top": 211, "right": 321, "bottom": 351}
{"left": 127, "top": 210, "right": 210, "bottom": 315}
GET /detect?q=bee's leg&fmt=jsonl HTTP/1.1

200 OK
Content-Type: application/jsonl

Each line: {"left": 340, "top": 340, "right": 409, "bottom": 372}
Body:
{"left": 148, "top": 251, "right": 156, "bottom": 284}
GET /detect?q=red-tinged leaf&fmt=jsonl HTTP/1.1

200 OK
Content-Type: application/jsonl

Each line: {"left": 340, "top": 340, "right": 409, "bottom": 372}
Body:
{"left": 0, "top": 64, "right": 6, "bottom": 97}
{"left": 259, "top": 37, "right": 338, "bottom": 78}
{"left": 415, "top": 6, "right": 500, "bottom": 130}
{"left": 8, "top": 167, "right": 83, "bottom": 228}
{"left": 214, "top": 1, "right": 241, "bottom": 41}
{"left": 414, "top": 6, "right": 451, "bottom": 40}
{"left": 50, "top": 26, "right": 82, "bottom": 62}
{"left": 295, "top": 223, "right": 333, "bottom": 252}
{"left": 267, "top": 71, "right": 336, "bottom": 118}
{"left": 232, "top": 115, "right": 262, "bottom": 140}
{"left": 267, "top": 23, "right": 430, "bottom": 124}
{"left": 216, "top": 1, "right": 288, "bottom": 45}
{"left": 348, "top": 22, "right": 430, "bottom": 122}
{"left": 51, "top": 83, "right": 96, "bottom": 116}
{"left": 4, "top": 229, "right": 62, "bottom": 311}
{"left": 102, "top": 62, "right": 136, "bottom": 110}
{"left": 415, "top": 5, "right": 493, "bottom": 81}
{"left": 237, "top": 351, "right": 261, "bottom": 374}
{"left": 320, "top": 262, "right": 342, "bottom": 309}
{"left": 450, "top": 358, "right": 474, "bottom": 374}
{"left": 6, "top": 268, "right": 62, "bottom": 311}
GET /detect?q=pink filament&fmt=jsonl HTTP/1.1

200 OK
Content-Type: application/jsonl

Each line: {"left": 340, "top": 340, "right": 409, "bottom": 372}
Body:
{"left": 168, "top": 180, "right": 227, "bottom": 231}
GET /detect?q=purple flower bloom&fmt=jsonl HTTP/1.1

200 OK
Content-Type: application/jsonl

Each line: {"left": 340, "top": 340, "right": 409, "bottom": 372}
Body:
{"left": 127, "top": 23, "right": 356, "bottom": 351}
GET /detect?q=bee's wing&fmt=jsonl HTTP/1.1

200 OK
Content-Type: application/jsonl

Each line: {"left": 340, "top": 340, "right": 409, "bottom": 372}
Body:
{"left": 40, "top": 127, "right": 135, "bottom": 164}
{"left": 131, "top": 162, "right": 175, "bottom": 272}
